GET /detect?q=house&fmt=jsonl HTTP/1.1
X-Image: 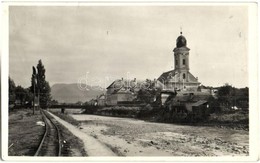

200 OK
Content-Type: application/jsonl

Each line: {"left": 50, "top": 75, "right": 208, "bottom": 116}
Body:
{"left": 106, "top": 78, "right": 143, "bottom": 106}
{"left": 185, "top": 100, "right": 209, "bottom": 113}
{"left": 190, "top": 100, "right": 210, "bottom": 120}
{"left": 97, "top": 94, "right": 106, "bottom": 106}
{"left": 89, "top": 99, "right": 97, "bottom": 106}
{"left": 198, "top": 85, "right": 211, "bottom": 93}
{"left": 198, "top": 85, "right": 218, "bottom": 97}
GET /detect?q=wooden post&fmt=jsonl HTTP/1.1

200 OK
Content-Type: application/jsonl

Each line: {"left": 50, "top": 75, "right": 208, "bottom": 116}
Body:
{"left": 33, "top": 81, "right": 35, "bottom": 115}
{"left": 32, "top": 66, "right": 36, "bottom": 115}
{"left": 38, "top": 88, "right": 40, "bottom": 110}
{"left": 183, "top": 79, "right": 184, "bottom": 90}
{"left": 37, "top": 73, "right": 40, "bottom": 110}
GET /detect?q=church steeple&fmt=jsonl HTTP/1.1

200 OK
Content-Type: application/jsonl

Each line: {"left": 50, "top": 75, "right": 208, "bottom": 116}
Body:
{"left": 173, "top": 32, "right": 190, "bottom": 81}
{"left": 157, "top": 31, "right": 200, "bottom": 91}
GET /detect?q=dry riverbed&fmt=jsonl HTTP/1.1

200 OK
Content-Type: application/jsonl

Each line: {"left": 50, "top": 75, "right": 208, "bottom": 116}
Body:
{"left": 65, "top": 112, "right": 249, "bottom": 156}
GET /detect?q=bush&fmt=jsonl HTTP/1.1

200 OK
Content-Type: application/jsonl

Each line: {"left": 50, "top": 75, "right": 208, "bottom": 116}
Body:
{"left": 95, "top": 106, "right": 141, "bottom": 117}
{"left": 208, "top": 111, "right": 249, "bottom": 124}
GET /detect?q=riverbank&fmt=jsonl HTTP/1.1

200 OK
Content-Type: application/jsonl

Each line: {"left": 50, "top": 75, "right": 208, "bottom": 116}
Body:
{"left": 50, "top": 109, "right": 249, "bottom": 156}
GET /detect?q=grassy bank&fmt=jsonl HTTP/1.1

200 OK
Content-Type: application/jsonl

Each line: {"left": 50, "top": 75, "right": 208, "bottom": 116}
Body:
{"left": 9, "top": 108, "right": 87, "bottom": 156}
{"left": 49, "top": 111, "right": 81, "bottom": 126}
{"left": 8, "top": 108, "right": 44, "bottom": 156}
{"left": 206, "top": 111, "right": 249, "bottom": 130}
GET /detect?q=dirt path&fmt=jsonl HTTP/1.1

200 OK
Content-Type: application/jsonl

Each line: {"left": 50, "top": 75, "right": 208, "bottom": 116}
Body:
{"left": 71, "top": 114, "right": 249, "bottom": 156}
{"left": 47, "top": 112, "right": 116, "bottom": 156}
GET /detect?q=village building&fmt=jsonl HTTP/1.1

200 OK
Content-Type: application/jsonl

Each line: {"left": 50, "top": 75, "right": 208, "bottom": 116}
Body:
{"left": 88, "top": 99, "right": 97, "bottom": 106}
{"left": 158, "top": 32, "right": 200, "bottom": 92}
{"left": 198, "top": 85, "right": 218, "bottom": 98}
{"left": 97, "top": 94, "right": 106, "bottom": 106}
{"left": 106, "top": 78, "right": 143, "bottom": 106}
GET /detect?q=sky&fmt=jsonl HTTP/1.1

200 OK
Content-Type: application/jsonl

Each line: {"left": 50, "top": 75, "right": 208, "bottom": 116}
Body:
{"left": 9, "top": 5, "right": 248, "bottom": 88}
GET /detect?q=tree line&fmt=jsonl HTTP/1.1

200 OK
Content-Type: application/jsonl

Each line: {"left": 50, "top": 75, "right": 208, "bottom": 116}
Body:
{"left": 9, "top": 60, "right": 52, "bottom": 110}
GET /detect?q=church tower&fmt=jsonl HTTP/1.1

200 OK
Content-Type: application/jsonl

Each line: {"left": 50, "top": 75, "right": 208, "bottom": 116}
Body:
{"left": 157, "top": 31, "right": 200, "bottom": 91}
{"left": 173, "top": 32, "right": 190, "bottom": 82}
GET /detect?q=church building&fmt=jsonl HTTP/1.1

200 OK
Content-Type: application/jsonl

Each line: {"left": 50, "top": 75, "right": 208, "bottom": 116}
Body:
{"left": 158, "top": 32, "right": 200, "bottom": 91}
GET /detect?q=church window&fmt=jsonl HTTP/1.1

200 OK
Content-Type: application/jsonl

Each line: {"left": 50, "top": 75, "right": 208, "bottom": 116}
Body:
{"left": 183, "top": 59, "right": 185, "bottom": 65}
{"left": 183, "top": 73, "right": 186, "bottom": 79}
{"left": 176, "top": 59, "right": 178, "bottom": 65}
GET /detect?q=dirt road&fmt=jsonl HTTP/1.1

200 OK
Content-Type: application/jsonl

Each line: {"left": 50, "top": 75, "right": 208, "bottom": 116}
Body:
{"left": 70, "top": 114, "right": 249, "bottom": 156}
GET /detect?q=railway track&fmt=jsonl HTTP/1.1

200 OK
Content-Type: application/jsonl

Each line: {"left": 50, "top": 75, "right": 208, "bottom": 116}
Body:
{"left": 34, "top": 109, "right": 61, "bottom": 156}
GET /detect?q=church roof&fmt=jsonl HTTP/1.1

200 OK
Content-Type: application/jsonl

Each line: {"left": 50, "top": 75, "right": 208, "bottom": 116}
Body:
{"left": 106, "top": 79, "right": 144, "bottom": 91}
{"left": 157, "top": 70, "right": 199, "bottom": 84}
{"left": 187, "top": 72, "right": 199, "bottom": 83}
{"left": 157, "top": 69, "right": 176, "bottom": 83}
{"left": 173, "top": 32, "right": 191, "bottom": 52}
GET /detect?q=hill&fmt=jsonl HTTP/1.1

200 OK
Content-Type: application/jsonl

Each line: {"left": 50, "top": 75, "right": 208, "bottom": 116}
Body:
{"left": 51, "top": 83, "right": 105, "bottom": 103}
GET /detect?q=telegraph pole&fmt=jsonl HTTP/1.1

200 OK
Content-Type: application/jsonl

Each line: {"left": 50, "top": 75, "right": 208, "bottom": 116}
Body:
{"left": 37, "top": 74, "right": 40, "bottom": 110}
{"left": 33, "top": 80, "right": 35, "bottom": 114}
{"left": 174, "top": 72, "right": 178, "bottom": 91}
{"left": 32, "top": 66, "right": 36, "bottom": 115}
{"left": 183, "top": 79, "right": 184, "bottom": 90}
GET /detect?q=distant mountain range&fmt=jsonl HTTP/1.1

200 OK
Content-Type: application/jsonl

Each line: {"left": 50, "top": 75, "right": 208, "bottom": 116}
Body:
{"left": 51, "top": 83, "right": 105, "bottom": 103}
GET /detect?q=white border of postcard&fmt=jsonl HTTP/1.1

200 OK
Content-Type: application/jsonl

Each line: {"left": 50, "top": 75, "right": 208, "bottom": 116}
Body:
{"left": 1, "top": 1, "right": 259, "bottom": 162}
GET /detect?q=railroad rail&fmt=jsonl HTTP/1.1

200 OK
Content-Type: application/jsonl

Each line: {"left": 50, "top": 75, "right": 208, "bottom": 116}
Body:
{"left": 34, "top": 109, "right": 61, "bottom": 156}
